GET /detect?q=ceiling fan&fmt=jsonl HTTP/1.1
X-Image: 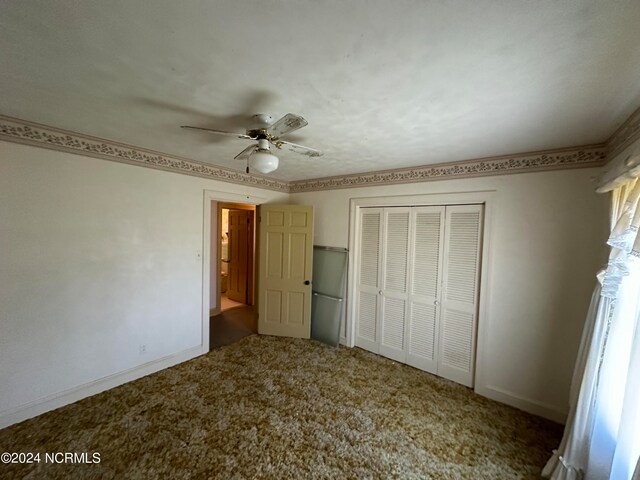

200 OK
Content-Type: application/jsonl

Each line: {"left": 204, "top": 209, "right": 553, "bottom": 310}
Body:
{"left": 181, "top": 113, "right": 322, "bottom": 174}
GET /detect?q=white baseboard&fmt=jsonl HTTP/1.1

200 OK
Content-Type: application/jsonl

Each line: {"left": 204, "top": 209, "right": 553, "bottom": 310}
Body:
{"left": 475, "top": 384, "right": 568, "bottom": 424}
{"left": 324, "top": 341, "right": 566, "bottom": 422}
{"left": 0, "top": 345, "right": 207, "bottom": 429}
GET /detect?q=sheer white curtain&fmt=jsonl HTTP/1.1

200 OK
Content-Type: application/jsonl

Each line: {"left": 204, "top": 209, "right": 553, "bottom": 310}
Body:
{"left": 543, "top": 174, "right": 640, "bottom": 480}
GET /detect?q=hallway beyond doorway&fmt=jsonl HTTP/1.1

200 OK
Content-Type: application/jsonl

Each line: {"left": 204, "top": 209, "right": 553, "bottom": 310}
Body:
{"left": 209, "top": 305, "right": 257, "bottom": 350}
{"left": 221, "top": 293, "right": 245, "bottom": 311}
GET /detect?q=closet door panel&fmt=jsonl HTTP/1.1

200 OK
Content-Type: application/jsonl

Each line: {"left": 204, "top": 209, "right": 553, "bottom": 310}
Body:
{"left": 438, "top": 205, "right": 483, "bottom": 387}
{"left": 440, "top": 309, "right": 474, "bottom": 373}
{"left": 356, "top": 291, "right": 379, "bottom": 352}
{"left": 406, "top": 207, "right": 445, "bottom": 373}
{"left": 355, "top": 209, "right": 383, "bottom": 353}
{"left": 380, "top": 296, "right": 406, "bottom": 361}
{"left": 379, "top": 208, "right": 410, "bottom": 362}
{"left": 407, "top": 302, "right": 438, "bottom": 370}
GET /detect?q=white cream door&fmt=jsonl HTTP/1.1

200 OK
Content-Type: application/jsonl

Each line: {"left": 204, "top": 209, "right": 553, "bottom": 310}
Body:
{"left": 258, "top": 204, "right": 314, "bottom": 338}
{"left": 379, "top": 208, "right": 411, "bottom": 363}
{"left": 437, "top": 205, "right": 483, "bottom": 387}
{"left": 355, "top": 208, "right": 383, "bottom": 353}
{"left": 405, "top": 206, "right": 445, "bottom": 374}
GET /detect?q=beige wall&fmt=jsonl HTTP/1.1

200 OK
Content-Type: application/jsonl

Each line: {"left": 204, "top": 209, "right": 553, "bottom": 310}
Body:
{"left": 0, "top": 137, "right": 609, "bottom": 425}
{"left": 290, "top": 168, "right": 608, "bottom": 421}
{"left": 0, "top": 141, "right": 287, "bottom": 427}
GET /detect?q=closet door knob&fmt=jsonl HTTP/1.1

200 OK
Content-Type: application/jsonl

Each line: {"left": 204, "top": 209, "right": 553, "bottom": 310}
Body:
{"left": 434, "top": 300, "right": 440, "bottom": 306}
{"left": 304, "top": 280, "right": 310, "bottom": 285}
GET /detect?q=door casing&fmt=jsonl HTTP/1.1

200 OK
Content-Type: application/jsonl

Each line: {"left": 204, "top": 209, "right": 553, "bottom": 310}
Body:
{"left": 202, "top": 190, "right": 266, "bottom": 352}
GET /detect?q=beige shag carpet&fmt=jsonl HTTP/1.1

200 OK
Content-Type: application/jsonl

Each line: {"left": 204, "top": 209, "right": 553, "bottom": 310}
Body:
{"left": 0, "top": 335, "right": 561, "bottom": 479}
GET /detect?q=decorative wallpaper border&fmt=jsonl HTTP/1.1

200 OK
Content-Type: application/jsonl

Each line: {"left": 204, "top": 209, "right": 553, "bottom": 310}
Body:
{"left": 608, "top": 105, "right": 640, "bottom": 159}
{"left": 0, "top": 115, "right": 289, "bottom": 193}
{"left": 0, "top": 114, "right": 621, "bottom": 193}
{"left": 288, "top": 146, "right": 607, "bottom": 192}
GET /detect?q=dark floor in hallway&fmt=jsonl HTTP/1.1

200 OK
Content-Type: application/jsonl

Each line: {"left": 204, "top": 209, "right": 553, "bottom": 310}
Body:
{"left": 209, "top": 305, "right": 257, "bottom": 349}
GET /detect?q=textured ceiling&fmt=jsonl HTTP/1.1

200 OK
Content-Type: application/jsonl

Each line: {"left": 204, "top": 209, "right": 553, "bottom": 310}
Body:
{"left": 1, "top": 1, "right": 640, "bottom": 181}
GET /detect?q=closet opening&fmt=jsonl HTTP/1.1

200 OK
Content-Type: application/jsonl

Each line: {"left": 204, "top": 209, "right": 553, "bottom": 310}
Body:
{"left": 351, "top": 201, "right": 485, "bottom": 388}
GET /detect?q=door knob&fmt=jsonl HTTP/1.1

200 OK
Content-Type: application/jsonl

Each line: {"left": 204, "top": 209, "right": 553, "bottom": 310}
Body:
{"left": 304, "top": 280, "right": 311, "bottom": 285}
{"left": 434, "top": 300, "right": 440, "bottom": 306}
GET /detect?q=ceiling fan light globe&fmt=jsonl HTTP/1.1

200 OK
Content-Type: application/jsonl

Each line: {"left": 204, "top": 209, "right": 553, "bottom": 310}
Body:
{"left": 249, "top": 150, "right": 279, "bottom": 174}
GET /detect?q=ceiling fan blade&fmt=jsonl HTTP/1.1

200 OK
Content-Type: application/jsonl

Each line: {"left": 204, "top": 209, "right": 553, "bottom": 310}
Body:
{"left": 181, "top": 125, "right": 255, "bottom": 140}
{"left": 266, "top": 113, "right": 308, "bottom": 139}
{"left": 272, "top": 140, "right": 323, "bottom": 158}
{"left": 234, "top": 144, "right": 257, "bottom": 160}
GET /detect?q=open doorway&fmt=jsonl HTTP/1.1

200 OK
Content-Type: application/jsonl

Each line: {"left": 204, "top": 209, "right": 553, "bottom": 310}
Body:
{"left": 210, "top": 201, "right": 257, "bottom": 349}
{"left": 220, "top": 204, "right": 255, "bottom": 311}
{"left": 217, "top": 202, "right": 256, "bottom": 311}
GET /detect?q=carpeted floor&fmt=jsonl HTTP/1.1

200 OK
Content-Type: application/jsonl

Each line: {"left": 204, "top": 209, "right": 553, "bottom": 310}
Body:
{"left": 0, "top": 335, "right": 562, "bottom": 479}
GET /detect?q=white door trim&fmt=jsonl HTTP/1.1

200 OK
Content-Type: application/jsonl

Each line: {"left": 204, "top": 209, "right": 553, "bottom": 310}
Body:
{"left": 202, "top": 190, "right": 267, "bottom": 352}
{"left": 347, "top": 191, "right": 495, "bottom": 395}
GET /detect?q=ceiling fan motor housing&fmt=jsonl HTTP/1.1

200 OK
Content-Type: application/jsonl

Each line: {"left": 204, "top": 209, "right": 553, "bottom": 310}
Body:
{"left": 247, "top": 114, "right": 274, "bottom": 137}
{"left": 256, "top": 138, "right": 270, "bottom": 151}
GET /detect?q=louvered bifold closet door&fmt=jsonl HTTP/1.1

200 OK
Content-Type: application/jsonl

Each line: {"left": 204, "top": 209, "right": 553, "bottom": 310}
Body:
{"left": 379, "top": 208, "right": 411, "bottom": 363}
{"left": 438, "top": 205, "right": 483, "bottom": 387}
{"left": 405, "top": 206, "right": 445, "bottom": 374}
{"left": 355, "top": 208, "right": 383, "bottom": 353}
